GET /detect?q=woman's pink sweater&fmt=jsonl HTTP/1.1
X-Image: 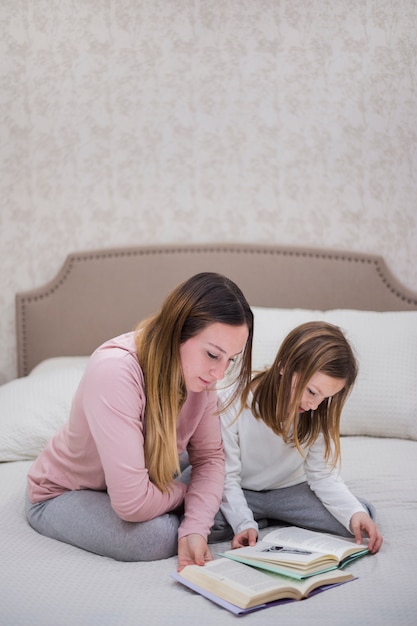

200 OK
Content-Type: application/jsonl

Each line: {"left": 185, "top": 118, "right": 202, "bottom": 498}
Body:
{"left": 27, "top": 332, "right": 225, "bottom": 540}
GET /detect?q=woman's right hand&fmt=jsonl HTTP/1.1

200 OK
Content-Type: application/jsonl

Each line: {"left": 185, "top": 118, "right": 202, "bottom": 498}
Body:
{"left": 177, "top": 534, "right": 212, "bottom": 572}
{"left": 231, "top": 527, "right": 258, "bottom": 549}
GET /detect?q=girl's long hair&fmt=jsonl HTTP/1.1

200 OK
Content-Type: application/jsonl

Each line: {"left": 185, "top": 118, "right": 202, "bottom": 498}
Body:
{"left": 248, "top": 321, "right": 357, "bottom": 465}
{"left": 136, "top": 272, "right": 253, "bottom": 490}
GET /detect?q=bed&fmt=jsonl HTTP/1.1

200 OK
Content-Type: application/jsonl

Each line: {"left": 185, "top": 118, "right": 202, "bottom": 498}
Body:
{"left": 1, "top": 243, "right": 416, "bottom": 626}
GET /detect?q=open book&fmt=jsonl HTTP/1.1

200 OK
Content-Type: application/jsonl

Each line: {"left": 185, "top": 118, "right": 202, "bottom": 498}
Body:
{"left": 221, "top": 526, "right": 369, "bottom": 579}
{"left": 173, "top": 557, "right": 354, "bottom": 612}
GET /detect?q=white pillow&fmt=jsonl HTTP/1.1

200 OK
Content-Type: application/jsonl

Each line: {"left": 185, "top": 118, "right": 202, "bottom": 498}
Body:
{"left": 251, "top": 308, "right": 323, "bottom": 371}
{"left": 251, "top": 307, "right": 417, "bottom": 441}
{"left": 0, "top": 357, "right": 89, "bottom": 461}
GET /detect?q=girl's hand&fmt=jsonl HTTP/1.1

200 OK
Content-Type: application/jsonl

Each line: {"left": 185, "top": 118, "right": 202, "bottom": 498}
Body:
{"left": 177, "top": 534, "right": 213, "bottom": 572}
{"left": 350, "top": 512, "right": 383, "bottom": 553}
{"left": 231, "top": 528, "right": 258, "bottom": 549}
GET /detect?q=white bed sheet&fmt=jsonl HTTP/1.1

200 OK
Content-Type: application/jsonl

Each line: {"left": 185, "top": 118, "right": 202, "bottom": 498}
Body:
{"left": 1, "top": 437, "right": 416, "bottom": 626}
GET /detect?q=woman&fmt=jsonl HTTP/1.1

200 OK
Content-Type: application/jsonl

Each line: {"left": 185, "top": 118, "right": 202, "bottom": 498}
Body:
{"left": 26, "top": 272, "right": 253, "bottom": 570}
{"left": 210, "top": 321, "right": 383, "bottom": 554}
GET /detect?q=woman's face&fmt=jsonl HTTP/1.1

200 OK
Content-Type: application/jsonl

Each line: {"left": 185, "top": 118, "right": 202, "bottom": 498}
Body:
{"left": 179, "top": 322, "right": 249, "bottom": 392}
{"left": 294, "top": 371, "right": 346, "bottom": 413}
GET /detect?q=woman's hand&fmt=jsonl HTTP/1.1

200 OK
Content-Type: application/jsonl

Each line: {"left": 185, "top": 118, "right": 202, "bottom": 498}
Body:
{"left": 231, "top": 527, "right": 258, "bottom": 549}
{"left": 177, "top": 534, "right": 213, "bottom": 572}
{"left": 350, "top": 512, "right": 383, "bottom": 553}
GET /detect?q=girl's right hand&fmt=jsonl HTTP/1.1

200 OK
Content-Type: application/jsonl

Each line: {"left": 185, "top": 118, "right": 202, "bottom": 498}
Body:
{"left": 232, "top": 527, "right": 258, "bottom": 549}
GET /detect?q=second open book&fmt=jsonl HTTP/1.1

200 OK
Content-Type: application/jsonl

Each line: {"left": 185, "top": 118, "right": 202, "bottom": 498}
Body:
{"left": 221, "top": 525, "right": 369, "bottom": 578}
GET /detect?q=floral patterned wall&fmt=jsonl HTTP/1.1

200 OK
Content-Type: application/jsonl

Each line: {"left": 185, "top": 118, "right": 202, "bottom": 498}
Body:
{"left": 1, "top": 0, "right": 416, "bottom": 382}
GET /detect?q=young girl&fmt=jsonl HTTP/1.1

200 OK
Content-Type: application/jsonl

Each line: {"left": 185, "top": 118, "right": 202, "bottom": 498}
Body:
{"left": 210, "top": 321, "right": 383, "bottom": 554}
{"left": 26, "top": 272, "right": 253, "bottom": 570}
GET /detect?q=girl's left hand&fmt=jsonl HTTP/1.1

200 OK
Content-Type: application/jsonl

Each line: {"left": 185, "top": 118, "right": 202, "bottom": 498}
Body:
{"left": 177, "top": 533, "right": 213, "bottom": 571}
{"left": 350, "top": 512, "right": 383, "bottom": 553}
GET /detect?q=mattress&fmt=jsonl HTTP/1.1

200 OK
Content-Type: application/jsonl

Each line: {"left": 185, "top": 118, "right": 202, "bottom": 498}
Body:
{"left": 2, "top": 437, "right": 416, "bottom": 626}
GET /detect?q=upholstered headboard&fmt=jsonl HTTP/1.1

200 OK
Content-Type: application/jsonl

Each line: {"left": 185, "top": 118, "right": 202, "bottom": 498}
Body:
{"left": 16, "top": 243, "right": 417, "bottom": 377}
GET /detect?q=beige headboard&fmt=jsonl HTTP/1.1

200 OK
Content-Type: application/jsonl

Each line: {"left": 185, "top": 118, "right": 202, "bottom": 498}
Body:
{"left": 16, "top": 243, "right": 417, "bottom": 377}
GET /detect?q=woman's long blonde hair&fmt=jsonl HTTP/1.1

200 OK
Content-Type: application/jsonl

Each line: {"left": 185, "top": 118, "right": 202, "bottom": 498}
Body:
{"left": 136, "top": 272, "right": 253, "bottom": 491}
{"left": 247, "top": 321, "right": 357, "bottom": 466}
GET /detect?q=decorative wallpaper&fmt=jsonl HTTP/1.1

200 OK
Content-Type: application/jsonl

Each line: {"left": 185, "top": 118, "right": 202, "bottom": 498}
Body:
{"left": 1, "top": 0, "right": 416, "bottom": 382}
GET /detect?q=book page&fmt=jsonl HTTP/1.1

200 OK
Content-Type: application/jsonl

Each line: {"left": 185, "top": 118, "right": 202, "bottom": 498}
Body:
{"left": 262, "top": 526, "right": 368, "bottom": 559}
{"left": 186, "top": 557, "right": 295, "bottom": 593}
{"left": 180, "top": 558, "right": 303, "bottom": 609}
{"left": 225, "top": 541, "right": 328, "bottom": 567}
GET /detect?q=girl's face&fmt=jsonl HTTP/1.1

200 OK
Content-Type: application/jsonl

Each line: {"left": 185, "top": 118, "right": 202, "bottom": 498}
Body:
{"left": 179, "top": 322, "right": 249, "bottom": 392}
{"left": 294, "top": 371, "right": 346, "bottom": 413}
